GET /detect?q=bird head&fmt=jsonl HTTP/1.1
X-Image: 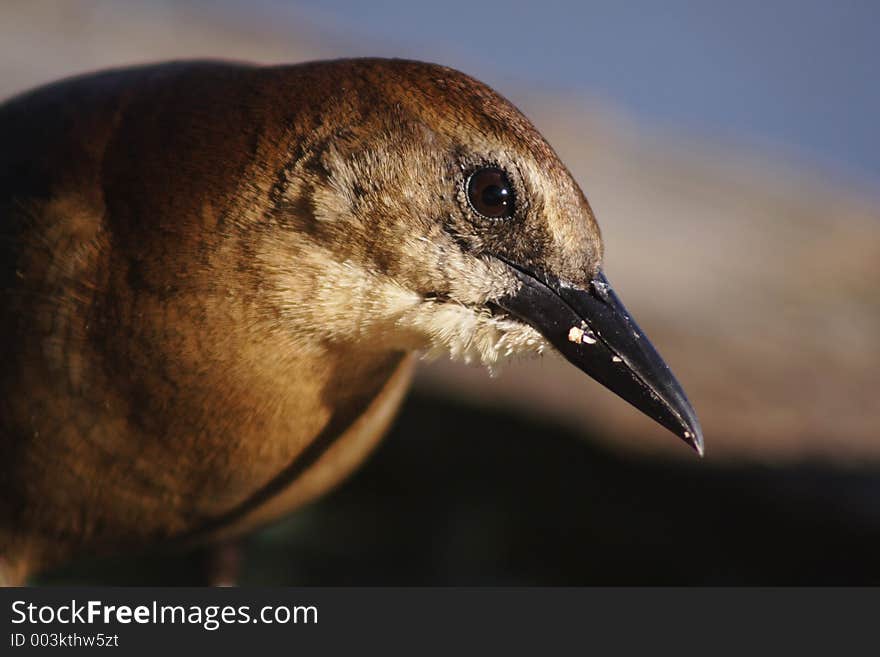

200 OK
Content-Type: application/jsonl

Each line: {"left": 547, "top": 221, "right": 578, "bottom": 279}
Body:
{"left": 262, "top": 59, "right": 702, "bottom": 453}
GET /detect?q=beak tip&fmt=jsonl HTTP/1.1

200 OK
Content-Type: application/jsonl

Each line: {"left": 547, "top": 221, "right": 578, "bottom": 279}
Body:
{"left": 682, "top": 425, "right": 705, "bottom": 458}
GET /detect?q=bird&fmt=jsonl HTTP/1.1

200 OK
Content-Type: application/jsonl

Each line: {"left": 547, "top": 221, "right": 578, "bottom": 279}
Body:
{"left": 0, "top": 58, "right": 702, "bottom": 586}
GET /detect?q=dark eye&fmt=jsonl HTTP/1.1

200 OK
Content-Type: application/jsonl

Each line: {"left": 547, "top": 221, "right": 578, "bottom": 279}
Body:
{"left": 467, "top": 167, "right": 515, "bottom": 219}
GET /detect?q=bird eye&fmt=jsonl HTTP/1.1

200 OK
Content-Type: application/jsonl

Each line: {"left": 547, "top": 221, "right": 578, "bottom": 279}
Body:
{"left": 466, "top": 167, "right": 514, "bottom": 219}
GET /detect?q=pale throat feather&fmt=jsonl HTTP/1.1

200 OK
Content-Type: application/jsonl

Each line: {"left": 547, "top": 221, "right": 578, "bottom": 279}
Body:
{"left": 261, "top": 241, "right": 547, "bottom": 368}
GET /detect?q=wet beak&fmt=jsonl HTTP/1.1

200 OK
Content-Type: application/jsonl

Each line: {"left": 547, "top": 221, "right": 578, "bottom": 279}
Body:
{"left": 494, "top": 262, "right": 704, "bottom": 455}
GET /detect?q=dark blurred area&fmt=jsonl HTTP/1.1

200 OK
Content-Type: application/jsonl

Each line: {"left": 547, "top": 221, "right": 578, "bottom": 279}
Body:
{"left": 4, "top": 0, "right": 879, "bottom": 584}
{"left": 39, "top": 392, "right": 880, "bottom": 585}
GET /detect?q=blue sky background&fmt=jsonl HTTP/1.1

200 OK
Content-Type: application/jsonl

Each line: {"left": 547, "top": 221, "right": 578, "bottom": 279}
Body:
{"left": 201, "top": 0, "right": 879, "bottom": 188}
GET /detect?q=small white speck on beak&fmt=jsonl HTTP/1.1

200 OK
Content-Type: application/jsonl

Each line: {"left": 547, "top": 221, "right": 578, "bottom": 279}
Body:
{"left": 567, "top": 326, "right": 584, "bottom": 344}
{"left": 567, "top": 325, "right": 597, "bottom": 345}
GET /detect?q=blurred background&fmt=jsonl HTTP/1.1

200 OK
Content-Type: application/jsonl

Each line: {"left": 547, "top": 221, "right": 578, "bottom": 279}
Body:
{"left": 3, "top": 0, "right": 878, "bottom": 584}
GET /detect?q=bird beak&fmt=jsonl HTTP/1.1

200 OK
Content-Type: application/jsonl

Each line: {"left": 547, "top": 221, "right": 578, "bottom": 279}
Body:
{"left": 494, "top": 262, "right": 704, "bottom": 455}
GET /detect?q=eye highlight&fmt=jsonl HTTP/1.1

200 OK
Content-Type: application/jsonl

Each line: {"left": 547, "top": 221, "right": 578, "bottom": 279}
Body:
{"left": 466, "top": 167, "right": 515, "bottom": 219}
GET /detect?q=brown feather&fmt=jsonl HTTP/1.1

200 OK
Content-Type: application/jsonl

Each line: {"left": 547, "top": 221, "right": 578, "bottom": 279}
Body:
{"left": 0, "top": 59, "right": 601, "bottom": 582}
